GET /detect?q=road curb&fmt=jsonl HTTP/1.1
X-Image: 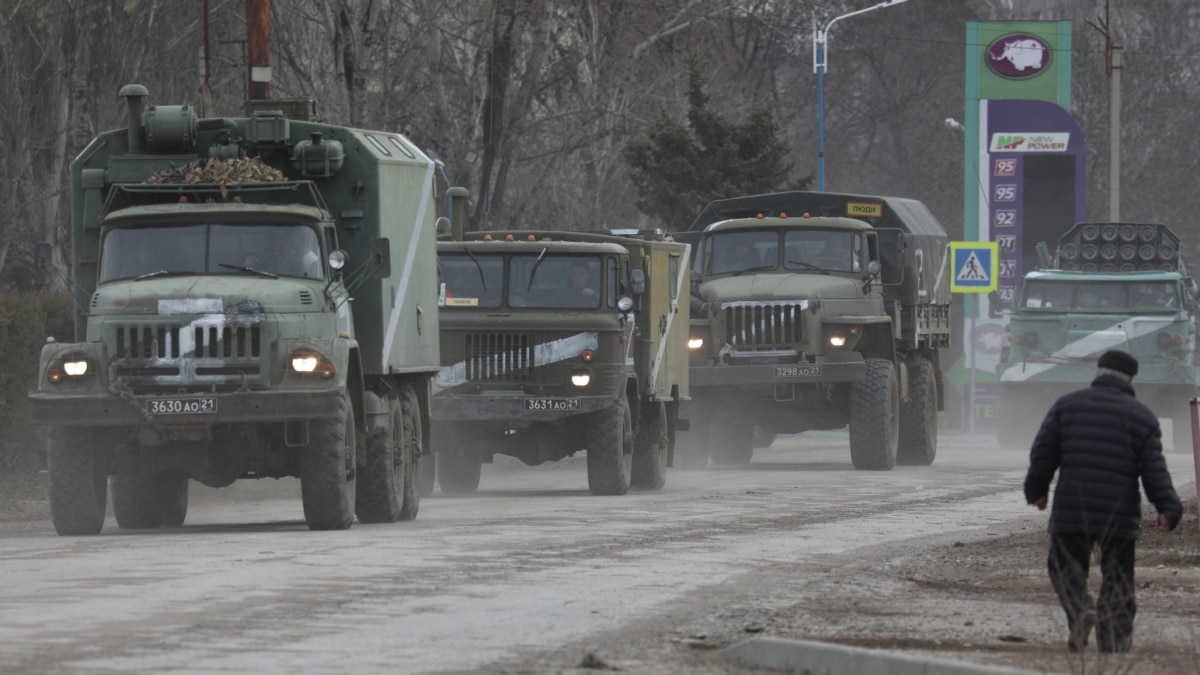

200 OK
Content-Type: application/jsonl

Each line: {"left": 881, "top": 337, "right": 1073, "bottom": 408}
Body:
{"left": 723, "top": 636, "right": 1041, "bottom": 675}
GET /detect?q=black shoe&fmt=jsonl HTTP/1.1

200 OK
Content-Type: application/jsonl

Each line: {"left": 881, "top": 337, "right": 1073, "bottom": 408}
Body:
{"left": 1069, "top": 609, "right": 1097, "bottom": 652}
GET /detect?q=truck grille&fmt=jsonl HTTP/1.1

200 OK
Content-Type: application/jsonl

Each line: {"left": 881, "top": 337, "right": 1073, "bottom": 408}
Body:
{"left": 464, "top": 333, "right": 533, "bottom": 382}
{"left": 115, "top": 324, "right": 262, "bottom": 359}
{"left": 723, "top": 302, "right": 803, "bottom": 349}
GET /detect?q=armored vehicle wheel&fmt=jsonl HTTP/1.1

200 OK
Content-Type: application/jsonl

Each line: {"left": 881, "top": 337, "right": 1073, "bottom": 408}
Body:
{"left": 632, "top": 401, "right": 668, "bottom": 490}
{"left": 301, "top": 391, "right": 356, "bottom": 530}
{"left": 112, "top": 470, "right": 189, "bottom": 529}
{"left": 396, "top": 384, "right": 423, "bottom": 521}
{"left": 586, "top": 398, "right": 632, "bottom": 496}
{"left": 849, "top": 358, "right": 899, "bottom": 470}
{"left": 710, "top": 419, "right": 754, "bottom": 465}
{"left": 898, "top": 357, "right": 938, "bottom": 465}
{"left": 47, "top": 427, "right": 108, "bottom": 536}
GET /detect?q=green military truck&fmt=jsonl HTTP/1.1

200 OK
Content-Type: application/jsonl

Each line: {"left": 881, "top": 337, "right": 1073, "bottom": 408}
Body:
{"left": 431, "top": 205, "right": 690, "bottom": 495}
{"left": 997, "top": 221, "right": 1199, "bottom": 450}
{"left": 29, "top": 85, "right": 442, "bottom": 534}
{"left": 678, "top": 191, "right": 951, "bottom": 470}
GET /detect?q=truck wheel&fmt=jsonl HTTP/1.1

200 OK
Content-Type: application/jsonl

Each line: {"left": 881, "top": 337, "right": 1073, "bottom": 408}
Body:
{"left": 632, "top": 401, "right": 668, "bottom": 490}
{"left": 438, "top": 449, "right": 483, "bottom": 493}
{"left": 752, "top": 427, "right": 777, "bottom": 449}
{"left": 397, "top": 384, "right": 422, "bottom": 521}
{"left": 898, "top": 357, "right": 938, "bottom": 466}
{"left": 711, "top": 416, "right": 754, "bottom": 465}
{"left": 586, "top": 398, "right": 632, "bottom": 495}
{"left": 112, "top": 470, "right": 190, "bottom": 529}
{"left": 849, "top": 358, "right": 899, "bottom": 470}
{"left": 47, "top": 427, "right": 108, "bottom": 536}
{"left": 356, "top": 384, "right": 421, "bottom": 523}
{"left": 301, "top": 391, "right": 356, "bottom": 530}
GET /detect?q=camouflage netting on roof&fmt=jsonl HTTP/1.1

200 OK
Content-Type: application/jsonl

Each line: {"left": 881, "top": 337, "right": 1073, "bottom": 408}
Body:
{"left": 142, "top": 157, "right": 285, "bottom": 185}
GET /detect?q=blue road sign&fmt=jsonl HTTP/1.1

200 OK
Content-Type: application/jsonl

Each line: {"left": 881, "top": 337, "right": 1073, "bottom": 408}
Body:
{"left": 950, "top": 242, "right": 999, "bottom": 293}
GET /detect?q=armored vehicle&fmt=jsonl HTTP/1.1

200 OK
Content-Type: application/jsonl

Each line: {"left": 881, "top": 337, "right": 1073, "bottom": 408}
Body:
{"left": 29, "top": 85, "right": 441, "bottom": 534}
{"left": 997, "top": 222, "right": 1199, "bottom": 450}
{"left": 679, "top": 191, "right": 951, "bottom": 470}
{"left": 431, "top": 206, "right": 690, "bottom": 495}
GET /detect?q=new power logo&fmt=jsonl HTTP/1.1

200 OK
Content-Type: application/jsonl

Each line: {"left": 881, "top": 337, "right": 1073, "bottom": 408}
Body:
{"left": 989, "top": 133, "right": 1069, "bottom": 153}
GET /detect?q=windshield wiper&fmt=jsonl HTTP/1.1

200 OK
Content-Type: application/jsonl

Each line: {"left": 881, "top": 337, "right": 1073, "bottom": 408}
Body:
{"left": 526, "top": 247, "right": 549, "bottom": 290}
{"left": 133, "top": 270, "right": 198, "bottom": 281}
{"left": 732, "top": 264, "right": 778, "bottom": 277}
{"left": 784, "top": 260, "right": 831, "bottom": 275}
{"left": 464, "top": 248, "right": 487, "bottom": 289}
{"left": 218, "top": 263, "right": 278, "bottom": 279}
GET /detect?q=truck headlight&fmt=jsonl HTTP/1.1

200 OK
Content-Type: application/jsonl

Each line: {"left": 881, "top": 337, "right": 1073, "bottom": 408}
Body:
{"left": 571, "top": 369, "right": 591, "bottom": 387}
{"left": 687, "top": 337, "right": 704, "bottom": 350}
{"left": 291, "top": 352, "right": 336, "bottom": 378}
{"left": 62, "top": 359, "right": 89, "bottom": 376}
{"left": 828, "top": 333, "right": 847, "bottom": 347}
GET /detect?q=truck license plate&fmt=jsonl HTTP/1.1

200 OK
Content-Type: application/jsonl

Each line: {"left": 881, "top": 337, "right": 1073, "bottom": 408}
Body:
{"left": 775, "top": 365, "right": 822, "bottom": 378}
{"left": 145, "top": 398, "right": 218, "bottom": 415}
{"left": 524, "top": 398, "right": 580, "bottom": 411}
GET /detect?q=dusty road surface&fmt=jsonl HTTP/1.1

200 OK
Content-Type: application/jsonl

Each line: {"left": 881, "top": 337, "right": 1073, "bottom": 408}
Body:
{"left": 1, "top": 433, "right": 1197, "bottom": 675}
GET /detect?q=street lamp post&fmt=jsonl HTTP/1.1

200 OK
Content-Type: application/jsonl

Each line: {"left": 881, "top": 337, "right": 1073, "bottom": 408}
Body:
{"left": 812, "top": 0, "right": 910, "bottom": 192}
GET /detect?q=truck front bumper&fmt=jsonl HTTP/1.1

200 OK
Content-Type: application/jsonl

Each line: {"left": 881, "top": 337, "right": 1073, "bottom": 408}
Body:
{"left": 690, "top": 356, "right": 865, "bottom": 387}
{"left": 28, "top": 388, "right": 343, "bottom": 427}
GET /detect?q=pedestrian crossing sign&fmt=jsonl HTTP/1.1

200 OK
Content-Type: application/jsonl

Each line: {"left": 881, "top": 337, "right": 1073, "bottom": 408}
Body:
{"left": 949, "top": 242, "right": 999, "bottom": 293}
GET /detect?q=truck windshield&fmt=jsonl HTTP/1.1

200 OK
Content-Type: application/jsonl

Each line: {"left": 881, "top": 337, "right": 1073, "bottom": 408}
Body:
{"left": 99, "top": 223, "right": 324, "bottom": 282}
{"left": 440, "top": 253, "right": 504, "bottom": 308}
{"left": 1023, "top": 280, "right": 1178, "bottom": 311}
{"left": 510, "top": 254, "right": 603, "bottom": 309}
{"left": 705, "top": 229, "right": 862, "bottom": 274}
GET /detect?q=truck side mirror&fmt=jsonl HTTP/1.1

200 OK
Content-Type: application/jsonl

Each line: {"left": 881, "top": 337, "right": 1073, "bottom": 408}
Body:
{"left": 630, "top": 267, "right": 646, "bottom": 295}
{"left": 370, "top": 237, "right": 391, "bottom": 279}
{"left": 33, "top": 242, "right": 52, "bottom": 287}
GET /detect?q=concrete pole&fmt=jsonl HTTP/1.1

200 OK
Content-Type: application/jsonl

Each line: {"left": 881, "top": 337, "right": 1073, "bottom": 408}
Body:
{"left": 1108, "top": 45, "right": 1122, "bottom": 222}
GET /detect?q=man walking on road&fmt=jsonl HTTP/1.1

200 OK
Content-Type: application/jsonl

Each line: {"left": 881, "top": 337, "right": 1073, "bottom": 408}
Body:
{"left": 1024, "top": 349, "right": 1182, "bottom": 653}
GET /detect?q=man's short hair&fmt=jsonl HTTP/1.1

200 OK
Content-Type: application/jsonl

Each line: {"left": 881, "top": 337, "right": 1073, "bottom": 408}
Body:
{"left": 1097, "top": 349, "right": 1139, "bottom": 377}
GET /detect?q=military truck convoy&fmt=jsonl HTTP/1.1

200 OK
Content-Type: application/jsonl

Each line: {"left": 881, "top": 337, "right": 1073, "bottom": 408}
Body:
{"left": 29, "top": 85, "right": 441, "bottom": 534}
{"left": 996, "top": 221, "right": 1199, "bottom": 450}
{"left": 430, "top": 199, "right": 691, "bottom": 495}
{"left": 677, "top": 191, "right": 951, "bottom": 470}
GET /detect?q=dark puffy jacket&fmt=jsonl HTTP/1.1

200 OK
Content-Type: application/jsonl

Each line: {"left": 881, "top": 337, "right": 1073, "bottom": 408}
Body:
{"left": 1024, "top": 374, "right": 1183, "bottom": 539}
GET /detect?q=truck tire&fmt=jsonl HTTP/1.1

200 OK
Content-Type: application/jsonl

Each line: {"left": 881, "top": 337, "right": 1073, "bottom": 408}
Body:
{"left": 752, "top": 427, "right": 777, "bottom": 449}
{"left": 632, "top": 401, "right": 668, "bottom": 490}
{"left": 112, "top": 470, "right": 189, "bottom": 529}
{"left": 898, "top": 357, "right": 938, "bottom": 465}
{"left": 397, "top": 384, "right": 423, "bottom": 521}
{"left": 849, "top": 358, "right": 899, "bottom": 470}
{"left": 438, "top": 448, "right": 483, "bottom": 493}
{"left": 47, "top": 427, "right": 108, "bottom": 536}
{"left": 356, "top": 391, "right": 413, "bottom": 523}
{"left": 710, "top": 420, "right": 754, "bottom": 465}
{"left": 586, "top": 398, "right": 632, "bottom": 496}
{"left": 301, "top": 390, "right": 356, "bottom": 530}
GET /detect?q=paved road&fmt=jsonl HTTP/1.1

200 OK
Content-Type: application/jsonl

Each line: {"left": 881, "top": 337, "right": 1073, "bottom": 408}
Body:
{"left": 1, "top": 433, "right": 1193, "bottom": 674}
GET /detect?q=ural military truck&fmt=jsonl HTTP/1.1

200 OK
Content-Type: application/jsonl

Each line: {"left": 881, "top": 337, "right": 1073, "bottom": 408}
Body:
{"left": 678, "top": 191, "right": 951, "bottom": 470}
{"left": 28, "top": 84, "right": 442, "bottom": 534}
{"left": 431, "top": 205, "right": 690, "bottom": 495}
{"left": 996, "top": 221, "right": 1199, "bottom": 450}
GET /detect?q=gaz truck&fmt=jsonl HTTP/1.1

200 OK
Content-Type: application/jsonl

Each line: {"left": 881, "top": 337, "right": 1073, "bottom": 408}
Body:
{"left": 996, "top": 221, "right": 1199, "bottom": 450}
{"left": 431, "top": 201, "right": 690, "bottom": 495}
{"left": 28, "top": 85, "right": 442, "bottom": 534}
{"left": 678, "top": 191, "right": 951, "bottom": 470}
